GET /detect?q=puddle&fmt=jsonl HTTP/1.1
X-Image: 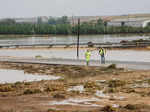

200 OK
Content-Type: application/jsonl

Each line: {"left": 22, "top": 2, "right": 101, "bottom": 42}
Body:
{"left": 48, "top": 97, "right": 100, "bottom": 107}
{"left": 48, "top": 96, "right": 121, "bottom": 107}
{"left": 96, "top": 80, "right": 106, "bottom": 83}
{"left": 67, "top": 85, "right": 84, "bottom": 93}
{"left": 95, "top": 90, "right": 110, "bottom": 99}
{"left": 95, "top": 90, "right": 125, "bottom": 100}
{"left": 131, "top": 83, "right": 150, "bottom": 88}
{"left": 112, "top": 104, "right": 120, "bottom": 108}
{"left": 0, "top": 69, "right": 61, "bottom": 84}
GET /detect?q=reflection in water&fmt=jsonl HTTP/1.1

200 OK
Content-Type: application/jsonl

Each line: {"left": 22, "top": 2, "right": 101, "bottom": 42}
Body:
{"left": 0, "top": 69, "right": 61, "bottom": 84}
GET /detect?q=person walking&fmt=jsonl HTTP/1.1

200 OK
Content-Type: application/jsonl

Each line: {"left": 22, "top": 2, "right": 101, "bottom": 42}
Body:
{"left": 85, "top": 49, "right": 91, "bottom": 66}
{"left": 99, "top": 47, "right": 106, "bottom": 64}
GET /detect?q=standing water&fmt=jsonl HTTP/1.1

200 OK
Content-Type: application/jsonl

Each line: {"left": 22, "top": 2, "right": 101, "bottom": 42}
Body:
{"left": 0, "top": 69, "right": 61, "bottom": 84}
{"left": 0, "top": 34, "right": 149, "bottom": 45}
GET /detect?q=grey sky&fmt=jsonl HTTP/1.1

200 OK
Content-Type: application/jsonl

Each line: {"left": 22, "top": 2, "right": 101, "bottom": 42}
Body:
{"left": 0, "top": 0, "right": 150, "bottom": 18}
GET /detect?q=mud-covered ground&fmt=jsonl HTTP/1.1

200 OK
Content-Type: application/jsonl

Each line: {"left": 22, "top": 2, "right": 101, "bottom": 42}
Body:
{"left": 0, "top": 62, "right": 150, "bottom": 112}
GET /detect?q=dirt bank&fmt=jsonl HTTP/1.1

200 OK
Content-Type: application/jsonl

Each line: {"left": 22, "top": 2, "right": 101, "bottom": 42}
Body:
{"left": 0, "top": 62, "right": 150, "bottom": 112}
{"left": 1, "top": 45, "right": 150, "bottom": 51}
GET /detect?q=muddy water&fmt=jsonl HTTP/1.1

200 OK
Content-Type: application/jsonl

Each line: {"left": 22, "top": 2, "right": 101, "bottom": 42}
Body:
{"left": 0, "top": 34, "right": 149, "bottom": 45}
{"left": 0, "top": 69, "right": 61, "bottom": 84}
{"left": 0, "top": 49, "right": 150, "bottom": 62}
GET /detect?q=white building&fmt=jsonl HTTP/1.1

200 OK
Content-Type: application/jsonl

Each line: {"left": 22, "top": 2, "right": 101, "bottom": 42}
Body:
{"left": 107, "top": 18, "right": 150, "bottom": 27}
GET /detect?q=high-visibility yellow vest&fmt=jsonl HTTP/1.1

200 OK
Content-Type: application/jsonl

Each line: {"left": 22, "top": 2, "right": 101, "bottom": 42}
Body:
{"left": 85, "top": 51, "right": 91, "bottom": 61}
{"left": 99, "top": 48, "right": 106, "bottom": 56}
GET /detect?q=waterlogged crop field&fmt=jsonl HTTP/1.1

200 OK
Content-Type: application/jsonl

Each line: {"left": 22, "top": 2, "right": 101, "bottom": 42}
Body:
{"left": 0, "top": 62, "right": 150, "bottom": 112}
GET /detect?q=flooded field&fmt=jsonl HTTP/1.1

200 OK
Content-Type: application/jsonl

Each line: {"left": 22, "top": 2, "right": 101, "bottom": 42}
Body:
{"left": 0, "top": 34, "right": 149, "bottom": 45}
{"left": 0, "top": 34, "right": 150, "bottom": 112}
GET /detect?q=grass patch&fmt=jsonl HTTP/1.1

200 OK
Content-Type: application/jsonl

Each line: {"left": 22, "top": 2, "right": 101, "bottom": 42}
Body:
{"left": 108, "top": 80, "right": 126, "bottom": 88}
{"left": 84, "top": 81, "right": 101, "bottom": 93}
{"left": 45, "top": 84, "right": 66, "bottom": 92}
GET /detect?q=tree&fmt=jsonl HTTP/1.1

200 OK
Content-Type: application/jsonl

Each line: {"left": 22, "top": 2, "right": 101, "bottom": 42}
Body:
{"left": 37, "top": 17, "right": 42, "bottom": 24}
{"left": 121, "top": 22, "right": 125, "bottom": 27}
{"left": 48, "top": 18, "right": 56, "bottom": 25}
{"left": 0, "top": 19, "right": 16, "bottom": 25}
{"left": 97, "top": 18, "right": 104, "bottom": 25}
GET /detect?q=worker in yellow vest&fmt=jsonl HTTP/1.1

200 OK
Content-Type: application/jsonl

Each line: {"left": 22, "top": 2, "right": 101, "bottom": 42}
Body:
{"left": 99, "top": 47, "right": 106, "bottom": 64}
{"left": 85, "top": 49, "right": 91, "bottom": 66}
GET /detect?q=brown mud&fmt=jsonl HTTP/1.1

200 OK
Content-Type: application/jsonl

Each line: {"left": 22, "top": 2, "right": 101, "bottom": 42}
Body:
{"left": 0, "top": 62, "right": 150, "bottom": 112}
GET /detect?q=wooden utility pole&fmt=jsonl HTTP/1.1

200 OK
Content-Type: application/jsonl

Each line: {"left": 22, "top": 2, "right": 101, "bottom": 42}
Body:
{"left": 77, "top": 18, "right": 80, "bottom": 59}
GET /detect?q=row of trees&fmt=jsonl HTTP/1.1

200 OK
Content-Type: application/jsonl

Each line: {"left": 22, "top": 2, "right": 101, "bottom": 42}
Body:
{"left": 0, "top": 24, "right": 72, "bottom": 35}
{"left": 0, "top": 17, "right": 150, "bottom": 35}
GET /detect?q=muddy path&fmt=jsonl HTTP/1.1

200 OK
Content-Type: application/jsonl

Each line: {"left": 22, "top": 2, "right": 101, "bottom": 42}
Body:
{"left": 0, "top": 62, "right": 150, "bottom": 112}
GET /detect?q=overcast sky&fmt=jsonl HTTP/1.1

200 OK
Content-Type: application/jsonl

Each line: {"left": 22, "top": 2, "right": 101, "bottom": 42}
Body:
{"left": 0, "top": 0, "right": 150, "bottom": 18}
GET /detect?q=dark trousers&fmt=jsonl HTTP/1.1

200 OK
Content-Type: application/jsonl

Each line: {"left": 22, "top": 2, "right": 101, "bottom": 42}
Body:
{"left": 86, "top": 61, "right": 89, "bottom": 66}
{"left": 101, "top": 55, "right": 105, "bottom": 64}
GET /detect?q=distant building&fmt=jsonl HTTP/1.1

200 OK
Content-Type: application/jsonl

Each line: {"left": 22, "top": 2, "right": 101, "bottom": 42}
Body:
{"left": 15, "top": 17, "right": 37, "bottom": 23}
{"left": 107, "top": 17, "right": 150, "bottom": 27}
{"left": 14, "top": 16, "right": 49, "bottom": 24}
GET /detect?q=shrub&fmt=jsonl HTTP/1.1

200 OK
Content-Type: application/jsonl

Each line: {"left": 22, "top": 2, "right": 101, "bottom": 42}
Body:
{"left": 101, "top": 105, "right": 116, "bottom": 112}
{"left": 23, "top": 89, "right": 41, "bottom": 94}
{"left": 45, "top": 84, "right": 65, "bottom": 92}
{"left": 14, "top": 81, "right": 22, "bottom": 85}
{"left": 107, "top": 64, "right": 116, "bottom": 69}
{"left": 87, "top": 41, "right": 94, "bottom": 47}
{"left": 0, "top": 85, "right": 14, "bottom": 92}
